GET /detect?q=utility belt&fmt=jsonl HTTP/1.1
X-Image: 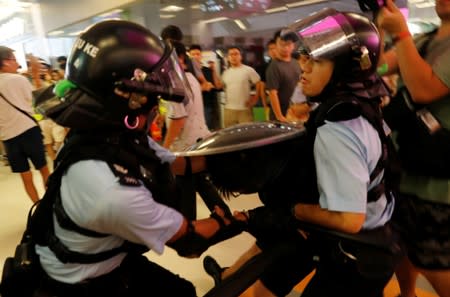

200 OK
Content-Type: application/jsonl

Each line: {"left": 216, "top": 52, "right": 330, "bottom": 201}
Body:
{"left": 300, "top": 222, "right": 405, "bottom": 278}
{"left": 40, "top": 271, "right": 124, "bottom": 297}
{"left": 37, "top": 253, "right": 143, "bottom": 297}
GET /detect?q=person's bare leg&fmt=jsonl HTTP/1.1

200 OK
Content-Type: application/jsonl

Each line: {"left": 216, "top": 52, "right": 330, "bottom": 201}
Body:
{"left": 395, "top": 256, "right": 419, "bottom": 297}
{"left": 53, "top": 141, "right": 62, "bottom": 153}
{"left": 222, "top": 243, "right": 262, "bottom": 279}
{"left": 419, "top": 268, "right": 450, "bottom": 297}
{"left": 38, "top": 165, "right": 50, "bottom": 188}
{"left": 20, "top": 171, "right": 39, "bottom": 203}
{"left": 45, "top": 144, "right": 56, "bottom": 160}
{"left": 246, "top": 280, "right": 277, "bottom": 297}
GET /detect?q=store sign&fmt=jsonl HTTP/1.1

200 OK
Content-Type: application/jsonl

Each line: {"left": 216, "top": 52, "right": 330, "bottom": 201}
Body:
{"left": 0, "top": 17, "right": 25, "bottom": 42}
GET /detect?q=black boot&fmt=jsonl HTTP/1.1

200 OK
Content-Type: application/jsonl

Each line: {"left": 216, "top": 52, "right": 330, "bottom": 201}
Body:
{"left": 203, "top": 256, "right": 225, "bottom": 286}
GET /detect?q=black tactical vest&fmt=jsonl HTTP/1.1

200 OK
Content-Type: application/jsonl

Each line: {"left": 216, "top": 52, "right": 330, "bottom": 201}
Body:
{"left": 260, "top": 91, "right": 398, "bottom": 209}
{"left": 30, "top": 130, "right": 177, "bottom": 263}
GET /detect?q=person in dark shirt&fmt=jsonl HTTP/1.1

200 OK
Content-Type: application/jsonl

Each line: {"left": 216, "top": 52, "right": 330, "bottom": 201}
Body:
{"left": 255, "top": 39, "right": 277, "bottom": 115}
{"left": 266, "top": 30, "right": 301, "bottom": 122}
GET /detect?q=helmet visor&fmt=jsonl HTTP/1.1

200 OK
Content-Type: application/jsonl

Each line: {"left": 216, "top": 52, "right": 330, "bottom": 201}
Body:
{"left": 149, "top": 47, "right": 192, "bottom": 104}
{"left": 283, "top": 8, "right": 353, "bottom": 60}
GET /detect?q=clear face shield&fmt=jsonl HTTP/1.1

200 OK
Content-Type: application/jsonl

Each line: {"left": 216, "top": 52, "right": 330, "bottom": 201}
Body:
{"left": 282, "top": 8, "right": 355, "bottom": 60}
{"left": 146, "top": 46, "right": 192, "bottom": 104}
{"left": 114, "top": 45, "right": 192, "bottom": 105}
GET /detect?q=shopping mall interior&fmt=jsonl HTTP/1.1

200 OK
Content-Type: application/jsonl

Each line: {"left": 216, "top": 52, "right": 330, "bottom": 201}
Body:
{"left": 0, "top": 0, "right": 439, "bottom": 71}
{"left": 0, "top": 0, "right": 444, "bottom": 296}
{"left": 0, "top": 160, "right": 439, "bottom": 296}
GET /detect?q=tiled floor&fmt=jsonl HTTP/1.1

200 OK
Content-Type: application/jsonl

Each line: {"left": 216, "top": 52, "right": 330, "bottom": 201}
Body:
{"left": 0, "top": 160, "right": 438, "bottom": 297}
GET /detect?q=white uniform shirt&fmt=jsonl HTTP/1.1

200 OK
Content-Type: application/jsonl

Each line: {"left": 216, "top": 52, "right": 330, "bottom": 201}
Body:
{"left": 36, "top": 137, "right": 184, "bottom": 283}
{"left": 314, "top": 117, "right": 395, "bottom": 230}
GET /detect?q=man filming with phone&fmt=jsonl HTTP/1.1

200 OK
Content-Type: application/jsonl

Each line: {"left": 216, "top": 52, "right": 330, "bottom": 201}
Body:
{"left": 377, "top": 1, "right": 450, "bottom": 297}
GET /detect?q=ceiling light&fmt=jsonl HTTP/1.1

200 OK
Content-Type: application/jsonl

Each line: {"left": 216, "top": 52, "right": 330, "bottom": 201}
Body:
{"left": 48, "top": 30, "right": 64, "bottom": 36}
{"left": 201, "top": 17, "right": 229, "bottom": 24}
{"left": 68, "top": 30, "right": 83, "bottom": 36}
{"left": 265, "top": 6, "right": 288, "bottom": 13}
{"left": 97, "top": 9, "right": 123, "bottom": 18}
{"left": 415, "top": 2, "right": 435, "bottom": 8}
{"left": 0, "top": 0, "right": 29, "bottom": 21}
{"left": 191, "top": 4, "right": 201, "bottom": 9}
{"left": 234, "top": 19, "right": 247, "bottom": 30}
{"left": 160, "top": 5, "right": 184, "bottom": 12}
{"left": 160, "top": 14, "right": 175, "bottom": 19}
{"left": 0, "top": 0, "right": 31, "bottom": 7}
{"left": 0, "top": 17, "right": 24, "bottom": 41}
{"left": 286, "top": 0, "right": 328, "bottom": 8}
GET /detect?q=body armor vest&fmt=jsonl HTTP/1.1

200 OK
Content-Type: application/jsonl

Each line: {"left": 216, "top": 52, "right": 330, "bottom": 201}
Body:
{"left": 260, "top": 92, "right": 397, "bottom": 209}
{"left": 31, "top": 130, "right": 177, "bottom": 263}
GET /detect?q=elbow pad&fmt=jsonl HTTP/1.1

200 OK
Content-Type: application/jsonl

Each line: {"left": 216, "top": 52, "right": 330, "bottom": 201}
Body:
{"left": 168, "top": 216, "right": 247, "bottom": 257}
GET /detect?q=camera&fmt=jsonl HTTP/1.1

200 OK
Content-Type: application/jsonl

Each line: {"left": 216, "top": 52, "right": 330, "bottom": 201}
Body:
{"left": 357, "top": 0, "right": 386, "bottom": 13}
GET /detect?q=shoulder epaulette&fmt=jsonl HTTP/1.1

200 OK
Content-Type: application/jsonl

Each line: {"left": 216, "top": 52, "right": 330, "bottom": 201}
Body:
{"left": 108, "top": 163, "right": 141, "bottom": 187}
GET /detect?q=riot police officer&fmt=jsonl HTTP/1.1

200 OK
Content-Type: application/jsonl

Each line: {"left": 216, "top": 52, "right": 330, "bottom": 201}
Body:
{"left": 29, "top": 20, "right": 244, "bottom": 297}
{"left": 199, "top": 8, "right": 401, "bottom": 297}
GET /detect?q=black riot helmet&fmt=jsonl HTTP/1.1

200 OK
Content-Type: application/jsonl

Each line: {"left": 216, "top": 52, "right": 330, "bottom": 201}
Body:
{"left": 36, "top": 20, "right": 191, "bottom": 130}
{"left": 283, "top": 8, "right": 381, "bottom": 82}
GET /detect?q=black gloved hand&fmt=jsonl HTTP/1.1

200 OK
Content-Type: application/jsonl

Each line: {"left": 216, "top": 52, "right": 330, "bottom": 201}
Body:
{"left": 208, "top": 210, "right": 248, "bottom": 244}
{"left": 170, "top": 210, "right": 248, "bottom": 258}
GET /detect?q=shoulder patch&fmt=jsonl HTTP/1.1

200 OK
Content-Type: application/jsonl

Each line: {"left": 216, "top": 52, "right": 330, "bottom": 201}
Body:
{"left": 109, "top": 163, "right": 141, "bottom": 187}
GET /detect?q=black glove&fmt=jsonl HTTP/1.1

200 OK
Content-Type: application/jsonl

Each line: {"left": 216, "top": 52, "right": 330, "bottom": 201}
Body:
{"left": 169, "top": 213, "right": 247, "bottom": 258}
{"left": 247, "top": 206, "right": 299, "bottom": 250}
{"left": 209, "top": 211, "right": 248, "bottom": 245}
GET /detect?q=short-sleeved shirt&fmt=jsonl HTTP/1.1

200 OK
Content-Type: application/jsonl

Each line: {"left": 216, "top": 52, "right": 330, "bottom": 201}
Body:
{"left": 398, "top": 32, "right": 450, "bottom": 205}
{"left": 0, "top": 73, "right": 36, "bottom": 140}
{"left": 167, "top": 72, "right": 211, "bottom": 151}
{"left": 221, "top": 64, "right": 260, "bottom": 110}
{"left": 36, "top": 137, "right": 183, "bottom": 283}
{"left": 314, "top": 117, "right": 394, "bottom": 229}
{"left": 265, "top": 59, "right": 301, "bottom": 115}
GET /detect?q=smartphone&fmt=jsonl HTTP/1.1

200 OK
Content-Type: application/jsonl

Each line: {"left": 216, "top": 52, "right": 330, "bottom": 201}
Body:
{"left": 357, "top": 0, "right": 386, "bottom": 12}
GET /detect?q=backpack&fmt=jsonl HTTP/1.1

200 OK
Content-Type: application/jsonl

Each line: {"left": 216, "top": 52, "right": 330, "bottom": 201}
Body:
{"left": 0, "top": 203, "right": 42, "bottom": 297}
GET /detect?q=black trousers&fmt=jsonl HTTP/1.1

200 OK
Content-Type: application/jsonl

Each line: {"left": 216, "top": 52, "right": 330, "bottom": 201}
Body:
{"left": 259, "top": 235, "right": 394, "bottom": 297}
{"left": 35, "top": 254, "right": 196, "bottom": 297}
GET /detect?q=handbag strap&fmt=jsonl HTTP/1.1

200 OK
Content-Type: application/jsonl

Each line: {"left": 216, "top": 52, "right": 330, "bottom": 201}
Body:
{"left": 0, "top": 91, "right": 38, "bottom": 124}
{"left": 418, "top": 28, "right": 438, "bottom": 58}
